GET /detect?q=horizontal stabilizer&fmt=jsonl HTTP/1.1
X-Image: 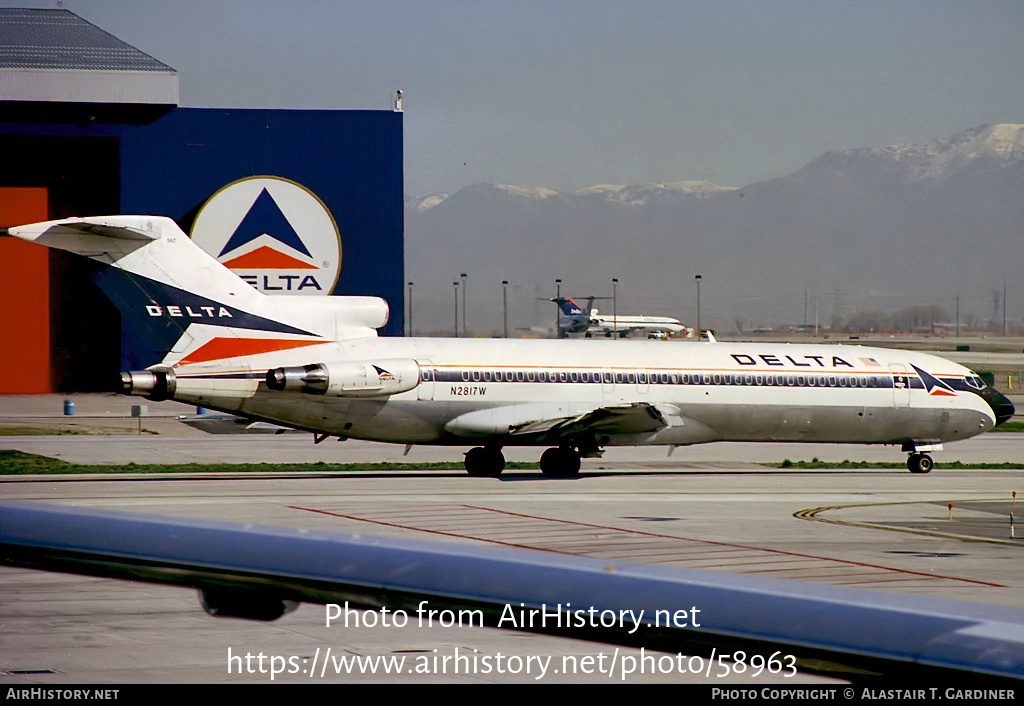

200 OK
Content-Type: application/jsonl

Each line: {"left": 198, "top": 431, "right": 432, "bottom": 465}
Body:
{"left": 177, "top": 412, "right": 298, "bottom": 435}
{"left": 10, "top": 216, "right": 160, "bottom": 242}
{"left": 6, "top": 216, "right": 168, "bottom": 260}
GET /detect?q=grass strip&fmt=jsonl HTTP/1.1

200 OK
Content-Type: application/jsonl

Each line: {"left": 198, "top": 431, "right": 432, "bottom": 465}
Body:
{"left": 3, "top": 449, "right": 1019, "bottom": 474}
{"left": 771, "top": 458, "right": 1023, "bottom": 470}
{"left": 0, "top": 450, "right": 538, "bottom": 475}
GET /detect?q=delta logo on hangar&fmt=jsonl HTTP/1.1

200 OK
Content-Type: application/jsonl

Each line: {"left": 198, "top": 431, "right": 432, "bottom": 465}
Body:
{"left": 190, "top": 176, "right": 342, "bottom": 295}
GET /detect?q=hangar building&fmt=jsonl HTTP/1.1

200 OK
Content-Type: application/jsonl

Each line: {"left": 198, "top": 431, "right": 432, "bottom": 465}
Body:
{"left": 0, "top": 8, "right": 404, "bottom": 393}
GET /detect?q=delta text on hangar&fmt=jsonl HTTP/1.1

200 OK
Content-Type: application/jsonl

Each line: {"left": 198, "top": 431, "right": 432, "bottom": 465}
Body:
{"left": 0, "top": 8, "right": 405, "bottom": 393}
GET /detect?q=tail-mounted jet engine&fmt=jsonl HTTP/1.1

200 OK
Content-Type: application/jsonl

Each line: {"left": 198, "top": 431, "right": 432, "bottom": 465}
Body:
{"left": 119, "top": 367, "right": 176, "bottom": 401}
{"left": 266, "top": 359, "right": 420, "bottom": 397}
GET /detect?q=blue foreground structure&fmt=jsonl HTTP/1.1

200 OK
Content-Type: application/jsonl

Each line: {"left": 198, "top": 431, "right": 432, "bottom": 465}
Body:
{"left": 2, "top": 501, "right": 1023, "bottom": 682}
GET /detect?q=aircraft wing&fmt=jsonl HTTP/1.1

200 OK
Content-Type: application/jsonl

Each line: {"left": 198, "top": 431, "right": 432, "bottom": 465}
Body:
{"left": 509, "top": 402, "right": 668, "bottom": 437}
{"left": 620, "top": 325, "right": 679, "bottom": 337}
{"left": 446, "top": 402, "right": 672, "bottom": 439}
{"left": 2, "top": 501, "right": 1023, "bottom": 682}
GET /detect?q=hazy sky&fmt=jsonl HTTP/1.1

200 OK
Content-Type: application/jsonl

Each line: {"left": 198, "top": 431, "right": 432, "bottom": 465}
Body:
{"left": 10, "top": 0, "right": 1024, "bottom": 196}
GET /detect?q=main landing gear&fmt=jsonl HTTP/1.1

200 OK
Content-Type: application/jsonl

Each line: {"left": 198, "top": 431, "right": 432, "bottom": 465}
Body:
{"left": 539, "top": 446, "right": 581, "bottom": 478}
{"left": 907, "top": 453, "right": 934, "bottom": 474}
{"left": 464, "top": 445, "right": 505, "bottom": 477}
{"left": 463, "top": 444, "right": 584, "bottom": 478}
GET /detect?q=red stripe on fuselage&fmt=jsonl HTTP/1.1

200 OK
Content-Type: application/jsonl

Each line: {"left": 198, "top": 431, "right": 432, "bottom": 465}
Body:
{"left": 178, "top": 337, "right": 323, "bottom": 365}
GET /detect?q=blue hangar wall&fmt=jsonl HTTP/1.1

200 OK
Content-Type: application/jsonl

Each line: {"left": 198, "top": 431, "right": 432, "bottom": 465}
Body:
{"left": 0, "top": 107, "right": 404, "bottom": 383}
{"left": 125, "top": 108, "right": 404, "bottom": 332}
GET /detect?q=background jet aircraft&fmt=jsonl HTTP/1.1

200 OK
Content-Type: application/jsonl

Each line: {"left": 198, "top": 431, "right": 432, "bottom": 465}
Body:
{"left": 549, "top": 296, "right": 599, "bottom": 337}
{"left": 586, "top": 307, "right": 688, "bottom": 338}
{"left": 4, "top": 216, "right": 1013, "bottom": 478}
{"left": 552, "top": 296, "right": 690, "bottom": 338}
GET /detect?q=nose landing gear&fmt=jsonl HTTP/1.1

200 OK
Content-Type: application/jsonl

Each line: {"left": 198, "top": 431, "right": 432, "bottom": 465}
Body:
{"left": 907, "top": 453, "right": 934, "bottom": 474}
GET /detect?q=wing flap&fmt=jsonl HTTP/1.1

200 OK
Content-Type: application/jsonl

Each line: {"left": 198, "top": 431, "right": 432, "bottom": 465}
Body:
{"left": 445, "top": 402, "right": 669, "bottom": 439}
{"left": 547, "top": 402, "right": 668, "bottom": 437}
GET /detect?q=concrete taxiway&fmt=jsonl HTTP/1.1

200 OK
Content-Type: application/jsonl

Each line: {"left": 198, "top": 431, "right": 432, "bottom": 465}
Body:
{"left": 1, "top": 396, "right": 1022, "bottom": 684}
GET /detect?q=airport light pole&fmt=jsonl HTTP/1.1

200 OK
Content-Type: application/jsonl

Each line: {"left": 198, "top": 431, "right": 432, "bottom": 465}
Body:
{"left": 555, "top": 278, "right": 562, "bottom": 338}
{"left": 461, "top": 273, "right": 468, "bottom": 337}
{"left": 804, "top": 287, "right": 808, "bottom": 336}
{"left": 502, "top": 280, "right": 509, "bottom": 338}
{"left": 407, "top": 281, "right": 413, "bottom": 337}
{"left": 695, "top": 274, "right": 702, "bottom": 339}
{"left": 612, "top": 278, "right": 618, "bottom": 338}
{"left": 453, "top": 281, "right": 459, "bottom": 338}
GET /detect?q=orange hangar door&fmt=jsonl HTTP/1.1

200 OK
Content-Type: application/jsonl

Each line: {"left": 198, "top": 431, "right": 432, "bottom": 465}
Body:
{"left": 0, "top": 187, "right": 51, "bottom": 393}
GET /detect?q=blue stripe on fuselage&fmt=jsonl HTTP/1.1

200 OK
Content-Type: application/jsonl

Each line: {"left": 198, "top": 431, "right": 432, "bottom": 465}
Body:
{"left": 91, "top": 267, "right": 314, "bottom": 369}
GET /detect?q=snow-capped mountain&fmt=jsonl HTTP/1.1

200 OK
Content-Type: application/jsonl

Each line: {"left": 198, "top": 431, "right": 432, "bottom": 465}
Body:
{"left": 411, "top": 179, "right": 736, "bottom": 212}
{"left": 404, "top": 125, "right": 1024, "bottom": 335}
{"left": 874, "top": 123, "right": 1024, "bottom": 177}
{"left": 573, "top": 181, "right": 736, "bottom": 204}
{"left": 794, "top": 124, "right": 1024, "bottom": 183}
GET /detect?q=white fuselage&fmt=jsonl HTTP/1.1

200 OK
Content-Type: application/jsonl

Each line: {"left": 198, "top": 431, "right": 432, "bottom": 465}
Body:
{"left": 169, "top": 337, "right": 997, "bottom": 448}
{"left": 589, "top": 310, "right": 685, "bottom": 335}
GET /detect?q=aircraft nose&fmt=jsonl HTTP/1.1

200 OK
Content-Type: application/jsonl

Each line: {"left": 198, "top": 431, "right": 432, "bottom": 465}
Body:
{"left": 982, "top": 386, "right": 1015, "bottom": 427}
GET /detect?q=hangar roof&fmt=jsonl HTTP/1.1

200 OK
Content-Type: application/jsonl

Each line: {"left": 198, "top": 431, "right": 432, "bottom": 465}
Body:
{"left": 0, "top": 8, "right": 173, "bottom": 71}
{"left": 0, "top": 8, "right": 178, "bottom": 113}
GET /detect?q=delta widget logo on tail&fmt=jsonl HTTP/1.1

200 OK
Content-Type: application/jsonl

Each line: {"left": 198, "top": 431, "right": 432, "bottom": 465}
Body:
{"left": 190, "top": 176, "right": 342, "bottom": 295}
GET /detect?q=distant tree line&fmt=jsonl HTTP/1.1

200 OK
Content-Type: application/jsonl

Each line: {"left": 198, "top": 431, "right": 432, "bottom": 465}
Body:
{"left": 834, "top": 305, "right": 949, "bottom": 334}
{"left": 822, "top": 304, "right": 1019, "bottom": 335}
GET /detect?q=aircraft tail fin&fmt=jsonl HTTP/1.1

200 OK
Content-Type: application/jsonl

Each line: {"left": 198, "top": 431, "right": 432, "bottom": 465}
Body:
{"left": 6, "top": 217, "right": 388, "bottom": 370}
{"left": 550, "top": 297, "right": 584, "bottom": 317}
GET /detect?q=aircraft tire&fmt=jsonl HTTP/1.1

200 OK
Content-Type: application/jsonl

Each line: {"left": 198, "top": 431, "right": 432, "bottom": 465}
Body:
{"left": 907, "top": 453, "right": 933, "bottom": 474}
{"left": 540, "top": 447, "right": 580, "bottom": 478}
{"left": 465, "top": 447, "right": 505, "bottom": 477}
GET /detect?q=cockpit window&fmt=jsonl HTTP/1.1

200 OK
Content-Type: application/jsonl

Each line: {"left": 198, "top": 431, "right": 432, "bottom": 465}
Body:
{"left": 966, "top": 375, "right": 984, "bottom": 390}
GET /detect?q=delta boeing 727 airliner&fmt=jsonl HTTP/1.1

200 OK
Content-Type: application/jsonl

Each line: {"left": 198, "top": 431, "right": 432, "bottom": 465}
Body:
{"left": 5, "top": 216, "right": 1014, "bottom": 477}
{"left": 552, "top": 296, "right": 687, "bottom": 338}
